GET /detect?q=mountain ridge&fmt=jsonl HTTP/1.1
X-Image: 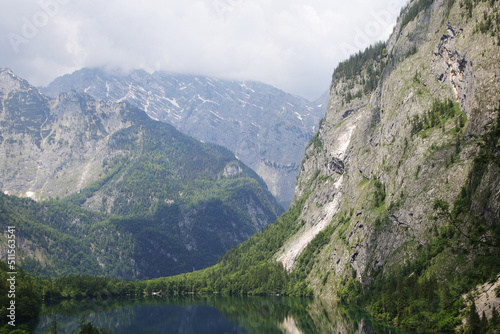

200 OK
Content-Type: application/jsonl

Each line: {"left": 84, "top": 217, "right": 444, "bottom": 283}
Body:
{"left": 41, "top": 68, "right": 328, "bottom": 208}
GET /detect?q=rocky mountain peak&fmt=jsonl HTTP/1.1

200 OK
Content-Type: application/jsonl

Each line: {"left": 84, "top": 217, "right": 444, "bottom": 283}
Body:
{"left": 0, "top": 68, "right": 34, "bottom": 96}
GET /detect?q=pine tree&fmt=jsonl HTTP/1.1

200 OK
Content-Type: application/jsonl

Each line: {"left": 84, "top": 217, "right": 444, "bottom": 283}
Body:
{"left": 468, "top": 301, "right": 481, "bottom": 334}
{"left": 480, "top": 311, "right": 489, "bottom": 333}
{"left": 490, "top": 308, "right": 500, "bottom": 334}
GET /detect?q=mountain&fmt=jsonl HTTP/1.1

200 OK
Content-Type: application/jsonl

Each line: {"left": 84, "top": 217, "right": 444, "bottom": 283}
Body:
{"left": 0, "top": 68, "right": 283, "bottom": 279}
{"left": 286, "top": 0, "right": 500, "bottom": 298}
{"left": 41, "top": 69, "right": 327, "bottom": 208}
{"left": 153, "top": 0, "right": 500, "bottom": 330}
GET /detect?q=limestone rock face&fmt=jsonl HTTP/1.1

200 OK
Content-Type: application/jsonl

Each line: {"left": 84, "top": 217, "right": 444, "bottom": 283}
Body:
{"left": 0, "top": 68, "right": 131, "bottom": 200}
{"left": 431, "top": 23, "right": 474, "bottom": 115}
{"left": 276, "top": 0, "right": 500, "bottom": 298}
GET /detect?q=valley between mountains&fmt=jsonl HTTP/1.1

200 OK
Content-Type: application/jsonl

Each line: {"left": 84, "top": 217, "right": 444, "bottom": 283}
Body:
{"left": 1, "top": 0, "right": 500, "bottom": 333}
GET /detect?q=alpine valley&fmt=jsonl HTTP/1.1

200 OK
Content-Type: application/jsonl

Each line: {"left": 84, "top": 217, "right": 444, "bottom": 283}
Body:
{"left": 0, "top": 67, "right": 283, "bottom": 279}
{"left": 2, "top": 0, "right": 500, "bottom": 333}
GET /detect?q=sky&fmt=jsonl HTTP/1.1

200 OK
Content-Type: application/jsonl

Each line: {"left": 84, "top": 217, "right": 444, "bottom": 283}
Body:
{"left": 1, "top": 0, "right": 408, "bottom": 100}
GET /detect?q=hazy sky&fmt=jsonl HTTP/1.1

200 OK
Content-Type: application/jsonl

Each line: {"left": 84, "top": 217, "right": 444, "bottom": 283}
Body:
{"left": 1, "top": 0, "right": 408, "bottom": 100}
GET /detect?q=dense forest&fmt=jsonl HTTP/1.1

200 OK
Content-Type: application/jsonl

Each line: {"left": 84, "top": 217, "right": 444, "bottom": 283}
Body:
{"left": 332, "top": 41, "right": 388, "bottom": 104}
{"left": 0, "top": 174, "right": 280, "bottom": 279}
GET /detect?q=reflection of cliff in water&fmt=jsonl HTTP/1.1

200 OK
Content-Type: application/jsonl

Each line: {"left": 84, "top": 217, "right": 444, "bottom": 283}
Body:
{"left": 36, "top": 296, "right": 437, "bottom": 334}
{"left": 304, "top": 298, "right": 427, "bottom": 334}
{"left": 294, "top": 298, "right": 370, "bottom": 334}
{"left": 280, "top": 316, "right": 303, "bottom": 334}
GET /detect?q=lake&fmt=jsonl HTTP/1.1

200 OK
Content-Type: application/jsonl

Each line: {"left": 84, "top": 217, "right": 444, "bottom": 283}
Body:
{"left": 34, "top": 295, "right": 436, "bottom": 333}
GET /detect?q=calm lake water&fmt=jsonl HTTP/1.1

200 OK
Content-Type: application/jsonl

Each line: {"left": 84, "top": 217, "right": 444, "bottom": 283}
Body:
{"left": 34, "top": 295, "right": 436, "bottom": 333}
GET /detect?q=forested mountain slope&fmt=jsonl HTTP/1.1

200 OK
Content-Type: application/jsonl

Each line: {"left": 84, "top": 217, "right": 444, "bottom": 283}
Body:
{"left": 0, "top": 68, "right": 283, "bottom": 279}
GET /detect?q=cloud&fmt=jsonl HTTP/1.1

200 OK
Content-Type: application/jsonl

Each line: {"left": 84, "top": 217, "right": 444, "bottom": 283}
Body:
{"left": 0, "top": 0, "right": 407, "bottom": 100}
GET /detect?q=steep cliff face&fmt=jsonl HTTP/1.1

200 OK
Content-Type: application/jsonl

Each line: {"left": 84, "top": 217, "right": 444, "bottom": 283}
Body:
{"left": 0, "top": 69, "right": 134, "bottom": 200}
{"left": 278, "top": 0, "right": 500, "bottom": 300}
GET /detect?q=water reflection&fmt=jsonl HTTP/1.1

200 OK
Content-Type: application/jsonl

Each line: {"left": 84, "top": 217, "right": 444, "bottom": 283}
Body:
{"left": 35, "top": 295, "right": 435, "bottom": 334}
